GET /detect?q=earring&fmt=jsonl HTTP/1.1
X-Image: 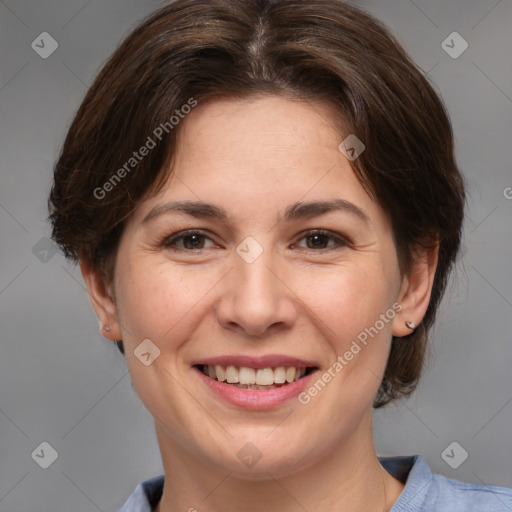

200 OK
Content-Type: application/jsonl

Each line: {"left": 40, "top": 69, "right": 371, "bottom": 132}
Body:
{"left": 405, "top": 321, "right": 416, "bottom": 330}
{"left": 103, "top": 325, "right": 111, "bottom": 333}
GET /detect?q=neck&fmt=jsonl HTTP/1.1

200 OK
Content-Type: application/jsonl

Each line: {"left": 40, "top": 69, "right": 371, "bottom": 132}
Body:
{"left": 153, "top": 412, "right": 404, "bottom": 512}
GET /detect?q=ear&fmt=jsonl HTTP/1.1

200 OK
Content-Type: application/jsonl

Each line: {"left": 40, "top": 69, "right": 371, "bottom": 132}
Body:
{"left": 79, "top": 259, "right": 122, "bottom": 341}
{"left": 392, "top": 241, "right": 439, "bottom": 337}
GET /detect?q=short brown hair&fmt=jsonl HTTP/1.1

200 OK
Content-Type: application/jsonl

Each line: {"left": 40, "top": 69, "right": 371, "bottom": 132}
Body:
{"left": 49, "top": 0, "right": 465, "bottom": 408}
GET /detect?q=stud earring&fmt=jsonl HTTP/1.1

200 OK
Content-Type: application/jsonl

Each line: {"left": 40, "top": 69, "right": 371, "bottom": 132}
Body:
{"left": 103, "top": 325, "right": 111, "bottom": 333}
{"left": 405, "top": 321, "right": 416, "bottom": 330}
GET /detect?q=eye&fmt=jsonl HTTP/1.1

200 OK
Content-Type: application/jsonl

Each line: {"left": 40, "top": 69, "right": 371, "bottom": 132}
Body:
{"left": 161, "top": 230, "right": 217, "bottom": 251}
{"left": 292, "top": 230, "right": 349, "bottom": 251}
{"left": 160, "top": 229, "right": 349, "bottom": 253}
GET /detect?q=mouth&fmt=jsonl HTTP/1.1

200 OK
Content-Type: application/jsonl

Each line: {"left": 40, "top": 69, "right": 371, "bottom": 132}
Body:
{"left": 195, "top": 364, "right": 318, "bottom": 390}
{"left": 191, "top": 356, "right": 320, "bottom": 409}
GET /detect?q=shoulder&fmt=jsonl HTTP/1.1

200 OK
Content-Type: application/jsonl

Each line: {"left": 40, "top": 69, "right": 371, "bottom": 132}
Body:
{"left": 427, "top": 472, "right": 512, "bottom": 512}
{"left": 380, "top": 455, "right": 512, "bottom": 512}
{"left": 118, "top": 474, "right": 164, "bottom": 512}
{"left": 118, "top": 460, "right": 512, "bottom": 512}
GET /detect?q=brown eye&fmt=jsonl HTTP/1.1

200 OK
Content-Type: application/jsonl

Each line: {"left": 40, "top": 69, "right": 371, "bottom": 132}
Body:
{"left": 293, "top": 230, "right": 349, "bottom": 252}
{"left": 162, "top": 230, "right": 216, "bottom": 251}
{"left": 181, "top": 234, "right": 205, "bottom": 249}
{"left": 306, "top": 233, "right": 331, "bottom": 249}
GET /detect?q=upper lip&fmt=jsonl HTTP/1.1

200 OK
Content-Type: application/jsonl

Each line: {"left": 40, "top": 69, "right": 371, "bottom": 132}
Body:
{"left": 192, "top": 354, "right": 319, "bottom": 369}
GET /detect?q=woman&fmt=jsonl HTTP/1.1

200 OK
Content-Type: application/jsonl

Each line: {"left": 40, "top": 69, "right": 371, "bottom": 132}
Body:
{"left": 48, "top": 0, "right": 512, "bottom": 510}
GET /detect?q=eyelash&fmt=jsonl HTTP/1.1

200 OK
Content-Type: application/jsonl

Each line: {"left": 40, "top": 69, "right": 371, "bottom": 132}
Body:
{"left": 160, "top": 229, "right": 350, "bottom": 253}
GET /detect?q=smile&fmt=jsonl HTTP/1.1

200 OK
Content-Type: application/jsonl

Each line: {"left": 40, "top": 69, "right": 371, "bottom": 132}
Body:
{"left": 192, "top": 356, "right": 319, "bottom": 409}
{"left": 198, "top": 364, "right": 315, "bottom": 389}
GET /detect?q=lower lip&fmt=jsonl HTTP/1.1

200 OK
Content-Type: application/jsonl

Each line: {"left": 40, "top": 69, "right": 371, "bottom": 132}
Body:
{"left": 194, "top": 367, "right": 317, "bottom": 410}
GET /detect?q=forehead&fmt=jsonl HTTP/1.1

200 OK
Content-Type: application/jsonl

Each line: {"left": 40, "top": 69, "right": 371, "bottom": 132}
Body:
{"left": 175, "top": 95, "right": 343, "bottom": 176}
{"left": 135, "top": 95, "right": 383, "bottom": 226}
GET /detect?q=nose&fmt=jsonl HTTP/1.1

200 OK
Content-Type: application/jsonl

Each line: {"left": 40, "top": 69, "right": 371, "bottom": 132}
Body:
{"left": 215, "top": 247, "right": 298, "bottom": 337}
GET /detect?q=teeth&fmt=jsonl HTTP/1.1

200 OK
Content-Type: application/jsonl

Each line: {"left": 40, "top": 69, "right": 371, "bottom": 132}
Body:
{"left": 203, "top": 365, "right": 309, "bottom": 386}
{"left": 239, "top": 367, "right": 256, "bottom": 385}
{"left": 225, "top": 365, "right": 239, "bottom": 383}
{"left": 215, "top": 364, "right": 226, "bottom": 382}
{"left": 256, "top": 368, "right": 274, "bottom": 385}
{"left": 286, "top": 367, "right": 296, "bottom": 383}
{"left": 274, "top": 366, "right": 286, "bottom": 384}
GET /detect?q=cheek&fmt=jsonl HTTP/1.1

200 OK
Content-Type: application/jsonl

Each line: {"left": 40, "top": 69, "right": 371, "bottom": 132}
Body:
{"left": 112, "top": 256, "right": 223, "bottom": 423}
{"left": 296, "top": 262, "right": 397, "bottom": 348}
{"left": 295, "top": 261, "right": 400, "bottom": 409}
{"left": 114, "top": 255, "right": 224, "bottom": 347}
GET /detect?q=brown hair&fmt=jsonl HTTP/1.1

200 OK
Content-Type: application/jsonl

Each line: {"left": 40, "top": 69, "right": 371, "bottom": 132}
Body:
{"left": 49, "top": 0, "right": 465, "bottom": 408}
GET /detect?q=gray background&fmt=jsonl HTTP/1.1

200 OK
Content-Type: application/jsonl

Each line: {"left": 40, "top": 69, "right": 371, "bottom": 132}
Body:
{"left": 0, "top": 1, "right": 511, "bottom": 511}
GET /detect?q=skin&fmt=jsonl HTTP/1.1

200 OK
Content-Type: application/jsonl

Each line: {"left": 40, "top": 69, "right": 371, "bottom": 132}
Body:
{"left": 81, "top": 95, "right": 438, "bottom": 512}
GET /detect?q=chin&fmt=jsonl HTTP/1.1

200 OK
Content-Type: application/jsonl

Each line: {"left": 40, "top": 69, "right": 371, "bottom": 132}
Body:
{"left": 201, "top": 432, "right": 321, "bottom": 480}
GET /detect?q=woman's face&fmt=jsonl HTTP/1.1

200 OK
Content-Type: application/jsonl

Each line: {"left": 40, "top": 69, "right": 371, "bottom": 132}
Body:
{"left": 107, "top": 95, "right": 410, "bottom": 476}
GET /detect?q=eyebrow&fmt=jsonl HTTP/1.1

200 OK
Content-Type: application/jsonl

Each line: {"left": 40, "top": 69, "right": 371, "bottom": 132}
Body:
{"left": 142, "top": 199, "right": 369, "bottom": 225}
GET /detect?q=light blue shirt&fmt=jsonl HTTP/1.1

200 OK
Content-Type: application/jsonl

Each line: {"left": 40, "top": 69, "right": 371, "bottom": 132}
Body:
{"left": 118, "top": 455, "right": 512, "bottom": 511}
